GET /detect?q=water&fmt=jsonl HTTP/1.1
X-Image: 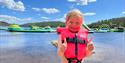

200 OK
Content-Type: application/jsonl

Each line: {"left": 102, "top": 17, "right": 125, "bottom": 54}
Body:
{"left": 0, "top": 30, "right": 125, "bottom": 63}
{"left": 84, "top": 32, "right": 125, "bottom": 63}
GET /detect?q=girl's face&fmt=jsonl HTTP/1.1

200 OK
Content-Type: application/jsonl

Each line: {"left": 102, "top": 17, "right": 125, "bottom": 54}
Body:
{"left": 66, "top": 17, "right": 82, "bottom": 32}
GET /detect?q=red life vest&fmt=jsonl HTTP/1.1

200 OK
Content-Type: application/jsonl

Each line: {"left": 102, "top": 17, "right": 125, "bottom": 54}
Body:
{"left": 57, "top": 27, "right": 89, "bottom": 60}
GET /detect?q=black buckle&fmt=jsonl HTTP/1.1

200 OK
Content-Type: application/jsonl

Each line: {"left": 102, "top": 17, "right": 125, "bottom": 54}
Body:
{"left": 67, "top": 58, "right": 82, "bottom": 63}
{"left": 66, "top": 37, "right": 86, "bottom": 44}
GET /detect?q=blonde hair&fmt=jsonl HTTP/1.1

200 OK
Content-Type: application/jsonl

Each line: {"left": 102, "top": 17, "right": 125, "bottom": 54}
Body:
{"left": 66, "top": 9, "right": 83, "bottom": 21}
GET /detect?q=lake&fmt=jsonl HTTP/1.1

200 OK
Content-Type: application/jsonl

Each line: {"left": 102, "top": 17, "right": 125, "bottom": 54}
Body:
{"left": 0, "top": 30, "right": 125, "bottom": 63}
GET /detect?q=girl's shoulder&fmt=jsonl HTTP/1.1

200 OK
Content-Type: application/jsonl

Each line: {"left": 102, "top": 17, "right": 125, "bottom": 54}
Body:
{"left": 56, "top": 27, "right": 67, "bottom": 34}
{"left": 80, "top": 27, "right": 88, "bottom": 33}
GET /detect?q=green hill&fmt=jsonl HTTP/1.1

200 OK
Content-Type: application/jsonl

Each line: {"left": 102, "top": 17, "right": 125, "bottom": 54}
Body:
{"left": 1, "top": 17, "right": 125, "bottom": 28}
{"left": 88, "top": 17, "right": 125, "bottom": 28}
{"left": 0, "top": 21, "right": 10, "bottom": 26}
{"left": 21, "top": 21, "right": 65, "bottom": 27}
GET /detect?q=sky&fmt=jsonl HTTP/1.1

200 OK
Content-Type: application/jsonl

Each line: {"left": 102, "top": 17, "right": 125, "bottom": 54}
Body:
{"left": 0, "top": 0, "right": 125, "bottom": 24}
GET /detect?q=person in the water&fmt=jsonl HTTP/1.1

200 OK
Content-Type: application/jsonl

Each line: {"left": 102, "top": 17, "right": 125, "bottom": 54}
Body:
{"left": 57, "top": 9, "right": 94, "bottom": 63}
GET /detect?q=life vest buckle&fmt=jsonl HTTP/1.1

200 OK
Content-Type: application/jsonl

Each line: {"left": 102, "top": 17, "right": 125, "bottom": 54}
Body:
{"left": 67, "top": 58, "right": 82, "bottom": 63}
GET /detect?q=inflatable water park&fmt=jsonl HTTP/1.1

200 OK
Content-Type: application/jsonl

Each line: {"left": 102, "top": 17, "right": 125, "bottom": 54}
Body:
{"left": 7, "top": 24, "right": 56, "bottom": 32}
{"left": 0, "top": 24, "right": 124, "bottom": 33}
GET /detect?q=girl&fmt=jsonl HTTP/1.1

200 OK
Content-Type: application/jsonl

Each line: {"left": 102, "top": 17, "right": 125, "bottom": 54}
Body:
{"left": 57, "top": 9, "right": 94, "bottom": 63}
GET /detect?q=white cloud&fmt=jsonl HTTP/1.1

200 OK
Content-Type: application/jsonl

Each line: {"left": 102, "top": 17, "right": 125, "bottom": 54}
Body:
{"left": 54, "top": 12, "right": 96, "bottom": 21}
{"left": 68, "top": 0, "right": 76, "bottom": 2}
{"left": 53, "top": 14, "right": 66, "bottom": 22}
{"left": 53, "top": 18, "right": 64, "bottom": 22}
{"left": 41, "top": 16, "right": 64, "bottom": 21}
{"left": 41, "top": 17, "right": 50, "bottom": 19}
{"left": 0, "top": 15, "right": 32, "bottom": 24}
{"left": 67, "top": 0, "right": 96, "bottom": 6}
{"left": 0, "top": 0, "right": 25, "bottom": 12}
{"left": 0, "top": 15, "right": 21, "bottom": 21}
{"left": 122, "top": 11, "right": 125, "bottom": 14}
{"left": 68, "top": 0, "right": 88, "bottom": 5}
{"left": 84, "top": 12, "right": 96, "bottom": 16}
{"left": 32, "top": 8, "right": 41, "bottom": 11}
{"left": 42, "top": 8, "right": 60, "bottom": 14}
{"left": 32, "top": 8, "right": 60, "bottom": 14}
{"left": 88, "top": 0, "right": 97, "bottom": 2}
{"left": 23, "top": 18, "right": 32, "bottom": 21}
{"left": 78, "top": 0, "right": 88, "bottom": 5}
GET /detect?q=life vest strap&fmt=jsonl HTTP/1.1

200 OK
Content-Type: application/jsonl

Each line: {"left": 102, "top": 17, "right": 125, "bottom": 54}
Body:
{"left": 66, "top": 37, "right": 86, "bottom": 44}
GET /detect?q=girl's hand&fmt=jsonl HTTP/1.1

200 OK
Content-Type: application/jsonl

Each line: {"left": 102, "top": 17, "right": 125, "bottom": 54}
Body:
{"left": 86, "top": 42, "right": 94, "bottom": 57}
{"left": 87, "top": 37, "right": 94, "bottom": 51}
{"left": 57, "top": 35, "right": 67, "bottom": 58}
{"left": 57, "top": 35, "right": 68, "bottom": 63}
{"left": 87, "top": 43, "right": 94, "bottom": 51}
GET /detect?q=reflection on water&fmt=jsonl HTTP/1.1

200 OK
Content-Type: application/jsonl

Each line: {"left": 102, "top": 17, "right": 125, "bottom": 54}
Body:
{"left": 0, "top": 33, "right": 25, "bottom": 48}
{"left": 0, "top": 30, "right": 125, "bottom": 63}
{"left": 84, "top": 32, "right": 125, "bottom": 63}
{"left": 0, "top": 30, "right": 59, "bottom": 63}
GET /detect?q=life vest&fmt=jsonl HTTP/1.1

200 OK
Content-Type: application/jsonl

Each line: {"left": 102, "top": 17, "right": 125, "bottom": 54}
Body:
{"left": 57, "top": 27, "right": 89, "bottom": 60}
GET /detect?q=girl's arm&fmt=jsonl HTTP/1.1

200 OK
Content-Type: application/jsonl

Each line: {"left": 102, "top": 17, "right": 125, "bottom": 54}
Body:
{"left": 87, "top": 37, "right": 94, "bottom": 51}
{"left": 86, "top": 36, "right": 94, "bottom": 57}
{"left": 57, "top": 35, "right": 68, "bottom": 63}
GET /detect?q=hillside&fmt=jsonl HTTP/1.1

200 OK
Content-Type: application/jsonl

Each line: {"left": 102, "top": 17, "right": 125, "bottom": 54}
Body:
{"left": 21, "top": 21, "right": 65, "bottom": 27}
{"left": 0, "top": 21, "right": 10, "bottom": 26}
{"left": 88, "top": 17, "right": 125, "bottom": 28}
{"left": 1, "top": 17, "right": 125, "bottom": 28}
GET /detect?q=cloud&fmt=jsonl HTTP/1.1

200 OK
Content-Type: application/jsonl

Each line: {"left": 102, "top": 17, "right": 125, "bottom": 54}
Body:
{"left": 84, "top": 12, "right": 96, "bottom": 16}
{"left": 68, "top": 0, "right": 76, "bottom": 2}
{"left": 41, "top": 16, "right": 64, "bottom": 21}
{"left": 0, "top": 0, "right": 25, "bottom": 12}
{"left": 32, "top": 8, "right": 60, "bottom": 14}
{"left": 41, "top": 17, "right": 50, "bottom": 19}
{"left": 23, "top": 18, "right": 32, "bottom": 21}
{"left": 0, "top": 15, "right": 32, "bottom": 24}
{"left": 77, "top": 0, "right": 88, "bottom": 5}
{"left": 54, "top": 12, "right": 96, "bottom": 21}
{"left": 0, "top": 15, "right": 21, "bottom": 21}
{"left": 88, "top": 0, "right": 97, "bottom": 2}
{"left": 121, "top": 11, "right": 125, "bottom": 14}
{"left": 42, "top": 8, "right": 60, "bottom": 14}
{"left": 68, "top": 0, "right": 88, "bottom": 5}
{"left": 53, "top": 14, "right": 66, "bottom": 22}
{"left": 53, "top": 18, "right": 64, "bottom": 22}
{"left": 32, "top": 8, "right": 41, "bottom": 11}
{"left": 67, "top": 0, "right": 96, "bottom": 6}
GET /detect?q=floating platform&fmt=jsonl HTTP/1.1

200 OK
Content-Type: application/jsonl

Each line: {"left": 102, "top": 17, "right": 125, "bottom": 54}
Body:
{"left": 8, "top": 29, "right": 56, "bottom": 33}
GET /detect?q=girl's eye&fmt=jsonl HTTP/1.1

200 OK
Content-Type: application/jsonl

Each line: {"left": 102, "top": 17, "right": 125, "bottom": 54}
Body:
{"left": 76, "top": 22, "right": 80, "bottom": 25}
{"left": 69, "top": 21, "right": 73, "bottom": 24}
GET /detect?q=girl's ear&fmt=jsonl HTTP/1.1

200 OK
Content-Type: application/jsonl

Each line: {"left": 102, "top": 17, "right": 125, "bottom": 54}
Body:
{"left": 65, "top": 21, "right": 68, "bottom": 25}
